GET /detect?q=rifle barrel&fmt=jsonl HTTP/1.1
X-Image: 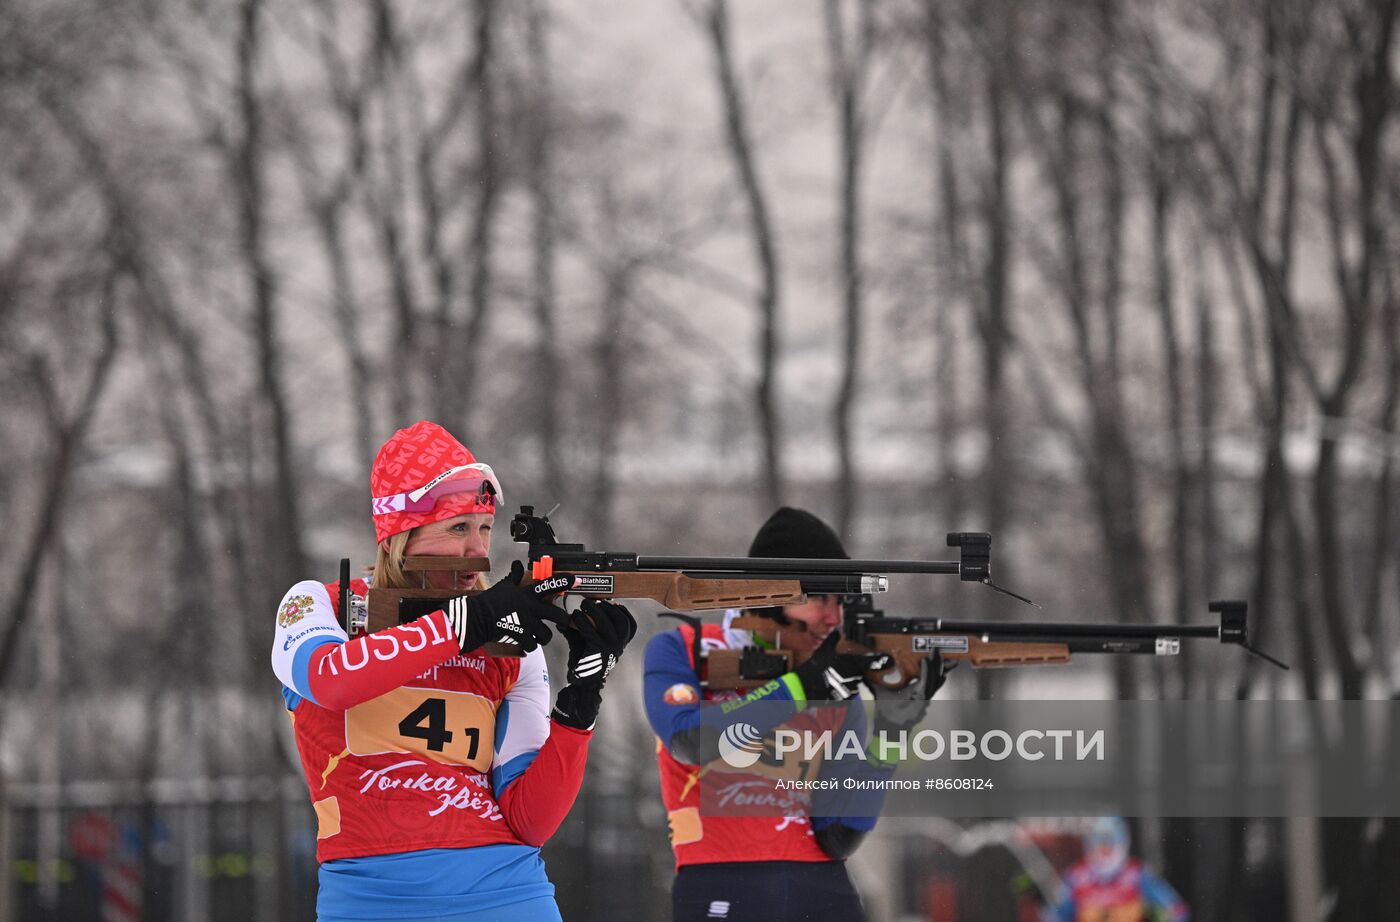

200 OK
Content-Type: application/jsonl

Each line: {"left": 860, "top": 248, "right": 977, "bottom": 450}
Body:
{"left": 638, "top": 556, "right": 960, "bottom": 575}
{"left": 876, "top": 617, "right": 1221, "bottom": 640}
{"left": 679, "top": 572, "right": 885, "bottom": 594}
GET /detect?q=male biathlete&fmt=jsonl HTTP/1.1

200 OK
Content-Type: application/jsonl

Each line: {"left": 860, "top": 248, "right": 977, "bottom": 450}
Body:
{"left": 643, "top": 507, "right": 945, "bottom": 922}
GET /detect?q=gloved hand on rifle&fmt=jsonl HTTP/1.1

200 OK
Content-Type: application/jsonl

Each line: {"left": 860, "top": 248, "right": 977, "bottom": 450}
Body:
{"left": 552, "top": 599, "right": 638, "bottom": 730}
{"left": 444, "top": 560, "right": 574, "bottom": 655}
{"left": 789, "top": 630, "right": 892, "bottom": 702}
{"left": 868, "top": 651, "right": 948, "bottom": 734}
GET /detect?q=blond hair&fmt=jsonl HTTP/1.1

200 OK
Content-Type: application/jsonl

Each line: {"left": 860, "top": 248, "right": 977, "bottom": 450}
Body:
{"left": 371, "top": 528, "right": 489, "bottom": 591}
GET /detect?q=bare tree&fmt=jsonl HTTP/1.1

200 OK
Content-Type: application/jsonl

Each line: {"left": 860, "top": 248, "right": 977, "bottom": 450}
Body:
{"left": 1171, "top": 1, "right": 1399, "bottom": 915}
{"left": 1305, "top": 5, "right": 1397, "bottom": 918}
{"left": 1020, "top": 1, "right": 1156, "bottom": 697}
{"left": 969, "top": 0, "right": 1017, "bottom": 597}
{"left": 921, "top": 2, "right": 968, "bottom": 552}
{"left": 233, "top": 0, "right": 307, "bottom": 586}
{"left": 526, "top": 0, "right": 565, "bottom": 502}
{"left": 0, "top": 272, "right": 119, "bottom": 690}
{"left": 441, "top": 0, "right": 503, "bottom": 435}
{"left": 286, "top": 0, "right": 383, "bottom": 474}
{"left": 825, "top": 0, "right": 876, "bottom": 539}
{"left": 358, "top": 0, "right": 425, "bottom": 425}
{"left": 693, "top": 0, "right": 786, "bottom": 509}
{"left": 0, "top": 12, "right": 126, "bottom": 688}
{"left": 1361, "top": 272, "right": 1398, "bottom": 688}
{"left": 1304, "top": 0, "right": 1397, "bottom": 703}
{"left": 1146, "top": 67, "right": 1197, "bottom": 692}
{"left": 588, "top": 178, "right": 634, "bottom": 550}
{"left": 922, "top": 0, "right": 1021, "bottom": 699}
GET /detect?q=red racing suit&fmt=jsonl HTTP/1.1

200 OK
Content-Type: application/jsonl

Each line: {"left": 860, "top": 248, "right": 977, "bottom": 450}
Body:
{"left": 644, "top": 613, "right": 874, "bottom": 868}
{"left": 271, "top": 577, "right": 589, "bottom": 863}
{"left": 1046, "top": 859, "right": 1190, "bottom": 922}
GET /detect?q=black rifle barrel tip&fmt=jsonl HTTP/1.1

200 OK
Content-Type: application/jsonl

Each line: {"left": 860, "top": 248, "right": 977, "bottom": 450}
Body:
{"left": 1209, "top": 600, "right": 1249, "bottom": 644}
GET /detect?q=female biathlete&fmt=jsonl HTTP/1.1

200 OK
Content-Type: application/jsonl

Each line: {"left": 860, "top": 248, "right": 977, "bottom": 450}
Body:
{"left": 272, "top": 421, "right": 636, "bottom": 922}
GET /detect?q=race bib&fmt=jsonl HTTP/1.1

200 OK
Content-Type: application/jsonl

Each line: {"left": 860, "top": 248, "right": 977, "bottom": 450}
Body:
{"left": 346, "top": 687, "right": 496, "bottom": 769}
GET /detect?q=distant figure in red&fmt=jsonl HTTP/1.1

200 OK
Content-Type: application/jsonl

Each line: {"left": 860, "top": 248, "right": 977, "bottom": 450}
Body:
{"left": 1044, "top": 818, "right": 1189, "bottom": 922}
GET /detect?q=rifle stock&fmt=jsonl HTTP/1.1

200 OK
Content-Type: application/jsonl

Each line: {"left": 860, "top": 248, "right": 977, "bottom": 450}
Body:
{"left": 537, "top": 571, "right": 806, "bottom": 611}
{"left": 712, "top": 602, "right": 1283, "bottom": 691}
{"left": 360, "top": 558, "right": 807, "bottom": 657}
{"left": 714, "top": 615, "right": 1064, "bottom": 691}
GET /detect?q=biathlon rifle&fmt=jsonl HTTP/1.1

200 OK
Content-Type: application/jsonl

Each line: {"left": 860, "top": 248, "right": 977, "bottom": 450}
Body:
{"left": 345, "top": 505, "right": 1029, "bottom": 657}
{"left": 704, "top": 598, "right": 1289, "bottom": 691}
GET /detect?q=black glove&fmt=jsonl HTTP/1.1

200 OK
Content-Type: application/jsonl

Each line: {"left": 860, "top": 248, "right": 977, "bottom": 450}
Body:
{"left": 551, "top": 599, "right": 638, "bottom": 730}
{"left": 444, "top": 560, "right": 572, "bottom": 655}
{"left": 788, "top": 630, "right": 891, "bottom": 702}
{"left": 869, "top": 651, "right": 948, "bottom": 734}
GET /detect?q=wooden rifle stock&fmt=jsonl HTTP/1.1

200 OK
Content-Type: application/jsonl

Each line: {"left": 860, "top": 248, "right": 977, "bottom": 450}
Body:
{"left": 362, "top": 557, "right": 804, "bottom": 657}
{"left": 863, "top": 633, "right": 1071, "bottom": 680}
{"left": 712, "top": 601, "right": 1282, "bottom": 690}
{"left": 544, "top": 571, "right": 804, "bottom": 611}
{"left": 715, "top": 614, "right": 1074, "bottom": 690}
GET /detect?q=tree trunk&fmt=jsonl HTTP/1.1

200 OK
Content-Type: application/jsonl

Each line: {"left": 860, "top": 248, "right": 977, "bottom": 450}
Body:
{"left": 1192, "top": 231, "right": 1219, "bottom": 653}
{"left": 1362, "top": 270, "right": 1398, "bottom": 684}
{"left": 363, "top": 1, "right": 422, "bottom": 425}
{"left": 315, "top": 202, "right": 378, "bottom": 474}
{"left": 702, "top": 0, "right": 784, "bottom": 510}
{"left": 977, "top": 1, "right": 1016, "bottom": 701}
{"left": 235, "top": 0, "right": 306, "bottom": 586}
{"left": 591, "top": 182, "right": 629, "bottom": 550}
{"left": 1151, "top": 107, "right": 1197, "bottom": 920}
{"left": 1037, "top": 9, "right": 1153, "bottom": 698}
{"left": 527, "top": 0, "right": 564, "bottom": 502}
{"left": 443, "top": 0, "right": 501, "bottom": 435}
{"left": 298, "top": 2, "right": 379, "bottom": 471}
{"left": 923, "top": 2, "right": 966, "bottom": 587}
{"left": 43, "top": 85, "right": 254, "bottom": 602}
{"left": 0, "top": 273, "right": 119, "bottom": 691}
{"left": 1148, "top": 80, "right": 1194, "bottom": 696}
{"left": 825, "top": 0, "right": 872, "bottom": 540}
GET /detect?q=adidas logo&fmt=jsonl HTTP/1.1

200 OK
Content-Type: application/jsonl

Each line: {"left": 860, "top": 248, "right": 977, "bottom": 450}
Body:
{"left": 575, "top": 652, "right": 618, "bottom": 680}
{"left": 826, "top": 667, "right": 854, "bottom": 699}
{"left": 576, "top": 653, "right": 604, "bottom": 678}
{"left": 535, "top": 575, "right": 572, "bottom": 594}
{"left": 499, "top": 612, "right": 522, "bottom": 632}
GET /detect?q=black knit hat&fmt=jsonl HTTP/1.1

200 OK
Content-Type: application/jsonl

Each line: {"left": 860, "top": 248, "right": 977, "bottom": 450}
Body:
{"left": 748, "top": 507, "right": 849, "bottom": 560}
